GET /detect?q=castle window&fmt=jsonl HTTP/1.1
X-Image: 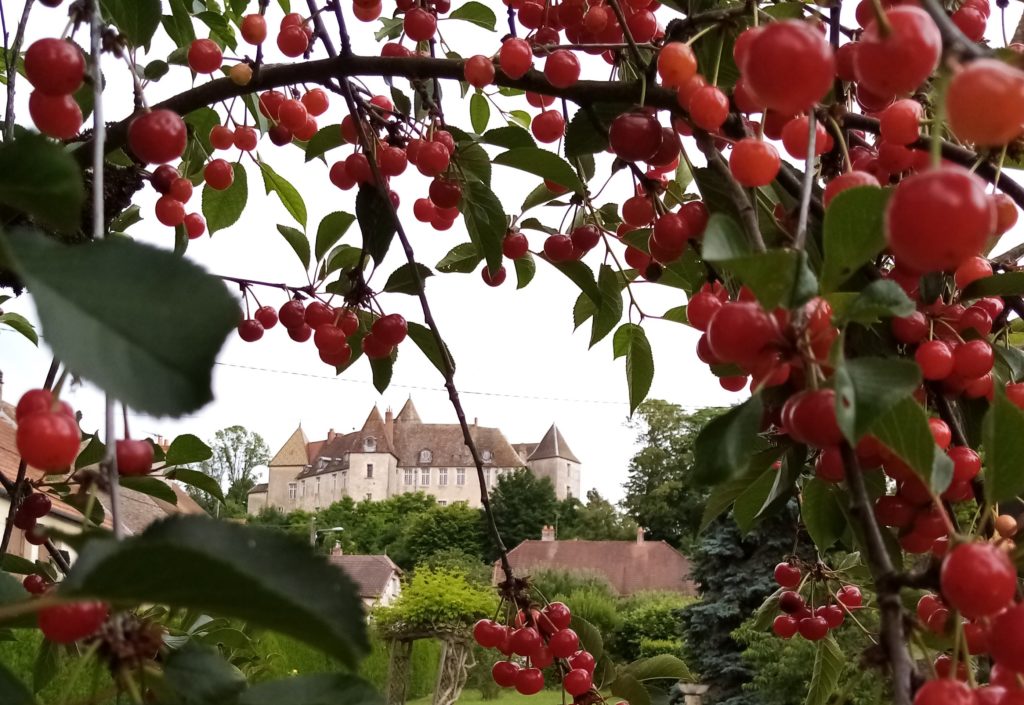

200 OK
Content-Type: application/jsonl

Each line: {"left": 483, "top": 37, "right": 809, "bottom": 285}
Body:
{"left": 419, "top": 449, "right": 432, "bottom": 464}
{"left": 364, "top": 437, "right": 377, "bottom": 452}
{"left": 481, "top": 449, "right": 493, "bottom": 463}
{"left": 457, "top": 468, "right": 466, "bottom": 486}
{"left": 288, "top": 483, "right": 297, "bottom": 500}
{"left": 439, "top": 468, "right": 448, "bottom": 486}
{"left": 317, "top": 458, "right": 328, "bottom": 470}
{"left": 300, "top": 481, "right": 305, "bottom": 497}
{"left": 365, "top": 493, "right": 372, "bottom": 501}
{"left": 404, "top": 468, "right": 414, "bottom": 486}
{"left": 438, "top": 500, "right": 448, "bottom": 506}
{"left": 315, "top": 478, "right": 320, "bottom": 496}
{"left": 566, "top": 485, "right": 572, "bottom": 498}
{"left": 421, "top": 468, "right": 430, "bottom": 486}
{"left": 367, "top": 463, "right": 374, "bottom": 479}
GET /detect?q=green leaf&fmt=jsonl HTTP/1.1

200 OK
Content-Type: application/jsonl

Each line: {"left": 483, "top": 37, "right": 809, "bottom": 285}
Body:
{"left": 436, "top": 242, "right": 483, "bottom": 273}
{"left": 144, "top": 59, "right": 169, "bottom": 80}
{"left": 801, "top": 478, "right": 845, "bottom": 551}
{"left": 315, "top": 212, "right": 356, "bottom": 263}
{"left": 590, "top": 264, "right": 624, "bottom": 347}
{"left": 448, "top": 1, "right": 497, "bottom": 29}
{"left": 514, "top": 252, "right": 536, "bottom": 289}
{"left": 165, "top": 434, "right": 213, "bottom": 466}
{"left": 965, "top": 271, "right": 1024, "bottom": 298}
{"left": 624, "top": 654, "right": 693, "bottom": 682}
{"left": 470, "top": 93, "right": 490, "bottom": 133}
{"left": 461, "top": 181, "right": 506, "bottom": 275}
{"left": 119, "top": 476, "right": 178, "bottom": 505}
{"left": 321, "top": 246, "right": 363, "bottom": 280}
{"left": 521, "top": 183, "right": 560, "bottom": 211}
{"left": 983, "top": 392, "right": 1024, "bottom": 503}
{"left": 163, "top": 0, "right": 196, "bottom": 47}
{"left": 259, "top": 161, "right": 307, "bottom": 228}
{"left": 0, "top": 554, "right": 38, "bottom": 575}
{"left": 305, "top": 125, "right": 345, "bottom": 162}
{"left": 821, "top": 187, "right": 889, "bottom": 292}
{"left": 196, "top": 11, "right": 238, "bottom": 50}
{"left": 374, "top": 17, "right": 405, "bottom": 41}
{"left": 564, "top": 105, "right": 626, "bottom": 158}
{"left": 493, "top": 148, "right": 584, "bottom": 193}
{"left": 110, "top": 205, "right": 142, "bottom": 232}
{"left": 370, "top": 352, "right": 395, "bottom": 393}
{"left": 482, "top": 126, "right": 535, "bottom": 149}
{"left": 31, "top": 638, "right": 59, "bottom": 694}
{"left": 166, "top": 467, "right": 225, "bottom": 504}
{"left": 833, "top": 279, "right": 916, "bottom": 325}
{"left": 75, "top": 434, "right": 106, "bottom": 470}
{"left": 549, "top": 260, "right": 601, "bottom": 304}
{"left": 610, "top": 673, "right": 651, "bottom": 705}
{"left": 833, "top": 357, "right": 921, "bottom": 443}
{"left": 0, "top": 662, "right": 34, "bottom": 705}
{"left": 570, "top": 614, "right": 603, "bottom": 662}
{"left": 202, "top": 163, "right": 248, "bottom": 234}
{"left": 100, "top": 0, "right": 161, "bottom": 47}
{"left": 871, "top": 397, "right": 951, "bottom": 493}
{"left": 699, "top": 449, "right": 785, "bottom": 531}
{"left": 508, "top": 110, "right": 531, "bottom": 129}
{"left": 276, "top": 225, "right": 311, "bottom": 270}
{"left": 1, "top": 232, "right": 237, "bottom": 416}
{"left": 163, "top": 645, "right": 247, "bottom": 704}
{"left": 0, "top": 312, "right": 37, "bottom": 345}
{"left": 239, "top": 674, "right": 383, "bottom": 705}
{"left": 701, "top": 214, "right": 817, "bottom": 309}
{"left": 804, "top": 636, "right": 844, "bottom": 705}
{"left": 406, "top": 321, "right": 453, "bottom": 376}
{"left": 693, "top": 395, "right": 764, "bottom": 485}
{"left": 0, "top": 135, "right": 84, "bottom": 232}
{"left": 662, "top": 305, "right": 687, "bottom": 324}
{"left": 455, "top": 141, "right": 491, "bottom": 186}
{"left": 383, "top": 263, "right": 433, "bottom": 295}
{"left": 356, "top": 186, "right": 398, "bottom": 265}
{"left": 733, "top": 472, "right": 780, "bottom": 533}
{"left": 58, "top": 516, "right": 369, "bottom": 666}
{"left": 612, "top": 323, "right": 654, "bottom": 415}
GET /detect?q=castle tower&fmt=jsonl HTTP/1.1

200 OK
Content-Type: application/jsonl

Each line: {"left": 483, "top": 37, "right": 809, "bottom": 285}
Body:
{"left": 261, "top": 424, "right": 310, "bottom": 511}
{"left": 525, "top": 424, "right": 581, "bottom": 500}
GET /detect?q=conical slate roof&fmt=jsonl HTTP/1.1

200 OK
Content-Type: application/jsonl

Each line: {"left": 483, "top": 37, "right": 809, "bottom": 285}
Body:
{"left": 527, "top": 424, "right": 579, "bottom": 463}
{"left": 396, "top": 397, "right": 422, "bottom": 424}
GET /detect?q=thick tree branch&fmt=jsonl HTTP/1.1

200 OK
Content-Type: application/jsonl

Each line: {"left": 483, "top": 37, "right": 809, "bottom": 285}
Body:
{"left": 841, "top": 444, "right": 916, "bottom": 705}
{"left": 693, "top": 128, "right": 766, "bottom": 252}
{"left": 918, "top": 0, "right": 988, "bottom": 59}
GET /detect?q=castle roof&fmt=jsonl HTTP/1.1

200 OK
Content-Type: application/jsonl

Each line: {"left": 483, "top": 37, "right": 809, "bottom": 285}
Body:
{"left": 395, "top": 397, "right": 421, "bottom": 424}
{"left": 527, "top": 424, "right": 580, "bottom": 463}
{"left": 270, "top": 425, "right": 310, "bottom": 466}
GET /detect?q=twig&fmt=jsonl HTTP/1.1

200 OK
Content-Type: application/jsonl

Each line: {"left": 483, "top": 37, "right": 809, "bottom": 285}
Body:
{"left": 841, "top": 444, "right": 916, "bottom": 705}
{"left": 793, "top": 113, "right": 817, "bottom": 250}
{"left": 917, "top": 0, "right": 987, "bottom": 59}
{"left": 693, "top": 128, "right": 766, "bottom": 252}
{"left": 3, "top": 0, "right": 34, "bottom": 141}
{"left": 606, "top": 0, "right": 645, "bottom": 70}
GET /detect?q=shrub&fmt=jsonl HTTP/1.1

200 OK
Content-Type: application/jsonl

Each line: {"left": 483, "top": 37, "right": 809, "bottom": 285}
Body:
{"left": 529, "top": 568, "right": 617, "bottom": 601}
{"left": 550, "top": 587, "right": 623, "bottom": 638}
{"left": 617, "top": 592, "right": 696, "bottom": 661}
{"left": 374, "top": 567, "right": 497, "bottom": 635}
{"left": 639, "top": 638, "right": 684, "bottom": 658}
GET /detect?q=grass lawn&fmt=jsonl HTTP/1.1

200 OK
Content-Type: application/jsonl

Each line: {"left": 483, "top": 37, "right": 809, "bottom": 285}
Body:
{"left": 409, "top": 690, "right": 560, "bottom": 705}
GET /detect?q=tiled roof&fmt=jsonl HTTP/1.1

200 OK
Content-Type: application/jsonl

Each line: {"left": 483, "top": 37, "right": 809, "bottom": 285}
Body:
{"left": 248, "top": 483, "right": 268, "bottom": 494}
{"left": 392, "top": 423, "right": 521, "bottom": 468}
{"left": 328, "top": 554, "right": 401, "bottom": 598}
{"left": 528, "top": 425, "right": 579, "bottom": 463}
{"left": 512, "top": 443, "right": 537, "bottom": 461}
{"left": 499, "top": 539, "right": 697, "bottom": 596}
{"left": 270, "top": 425, "right": 310, "bottom": 466}
{"left": 395, "top": 397, "right": 421, "bottom": 424}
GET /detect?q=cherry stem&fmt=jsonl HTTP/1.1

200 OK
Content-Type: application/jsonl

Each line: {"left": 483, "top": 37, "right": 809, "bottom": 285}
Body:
{"left": 793, "top": 111, "right": 817, "bottom": 251}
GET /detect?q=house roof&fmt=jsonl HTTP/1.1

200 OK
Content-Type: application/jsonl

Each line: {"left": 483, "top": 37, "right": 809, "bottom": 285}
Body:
{"left": 527, "top": 425, "right": 579, "bottom": 463}
{"left": 328, "top": 554, "right": 401, "bottom": 598}
{"left": 270, "top": 425, "right": 310, "bottom": 467}
{"left": 512, "top": 443, "right": 537, "bottom": 461}
{"left": 499, "top": 539, "right": 696, "bottom": 596}
{"left": 248, "top": 483, "right": 268, "bottom": 495}
{"left": 392, "top": 423, "right": 522, "bottom": 468}
{"left": 395, "top": 397, "right": 421, "bottom": 424}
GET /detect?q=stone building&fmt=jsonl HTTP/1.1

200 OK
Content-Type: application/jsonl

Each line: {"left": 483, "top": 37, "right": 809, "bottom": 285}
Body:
{"left": 247, "top": 398, "right": 582, "bottom": 514}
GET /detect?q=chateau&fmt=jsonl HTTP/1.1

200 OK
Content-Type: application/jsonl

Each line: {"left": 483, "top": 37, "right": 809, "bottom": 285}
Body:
{"left": 247, "top": 398, "right": 581, "bottom": 514}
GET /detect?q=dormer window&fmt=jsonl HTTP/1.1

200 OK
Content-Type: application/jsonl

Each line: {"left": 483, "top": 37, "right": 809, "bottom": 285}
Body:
{"left": 481, "top": 449, "right": 493, "bottom": 463}
{"left": 364, "top": 437, "right": 377, "bottom": 452}
{"left": 317, "top": 458, "right": 328, "bottom": 470}
{"left": 419, "top": 449, "right": 433, "bottom": 464}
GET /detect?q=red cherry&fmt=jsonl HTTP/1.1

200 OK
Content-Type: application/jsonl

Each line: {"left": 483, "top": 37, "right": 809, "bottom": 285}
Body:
{"left": 729, "top": 138, "right": 781, "bottom": 187}
{"left": 241, "top": 14, "right": 268, "bottom": 44}
{"left": 837, "top": 585, "right": 862, "bottom": 608}
{"left": 544, "top": 50, "right": 580, "bottom": 88}
{"left": 548, "top": 628, "right": 579, "bottom": 658}
{"left": 741, "top": 20, "right": 835, "bottom": 114}
{"left": 277, "top": 25, "right": 310, "bottom": 57}
{"left": 277, "top": 99, "right": 308, "bottom": 131}
{"left": 116, "top": 439, "right": 154, "bottom": 476}
{"left": 499, "top": 38, "right": 533, "bottom": 79}
{"left": 21, "top": 493, "right": 52, "bottom": 519}
{"left": 783, "top": 389, "right": 843, "bottom": 447}
{"left": 38, "top": 602, "right": 108, "bottom": 644}
{"left": 571, "top": 225, "right": 601, "bottom": 252}
{"left": 302, "top": 88, "right": 329, "bottom": 116}
{"left": 928, "top": 418, "right": 952, "bottom": 450}
{"left": 473, "top": 619, "right": 505, "bottom": 648}
{"left": 16, "top": 389, "right": 55, "bottom": 421}
{"left": 279, "top": 300, "right": 306, "bottom": 328}
{"left": 337, "top": 310, "right": 359, "bottom": 336}
{"left": 238, "top": 319, "right": 265, "bottom": 342}
{"left": 155, "top": 196, "right": 185, "bottom": 227}
{"left": 688, "top": 85, "right": 730, "bottom": 131}
{"left": 823, "top": 171, "right": 880, "bottom": 208}
{"left": 915, "top": 340, "right": 954, "bottom": 380}
{"left": 568, "top": 650, "right": 595, "bottom": 672}
{"left": 952, "top": 339, "right": 993, "bottom": 378}
{"left": 304, "top": 301, "right": 335, "bottom": 328}
{"left": 373, "top": 314, "right": 408, "bottom": 346}
{"left": 941, "top": 542, "right": 1017, "bottom": 619}
{"left": 28, "top": 91, "right": 82, "bottom": 139}
{"left": 657, "top": 42, "right": 697, "bottom": 87}
{"left": 815, "top": 447, "right": 845, "bottom": 483}
{"left": 531, "top": 110, "right": 565, "bottom": 143}
{"left": 879, "top": 99, "right": 923, "bottom": 146}
{"left": 609, "top": 111, "right": 664, "bottom": 163}
{"left": 464, "top": 55, "right": 496, "bottom": 88}
{"left": 563, "top": 668, "right": 592, "bottom": 696}
{"left": 778, "top": 590, "right": 805, "bottom": 614}
{"left": 705, "top": 302, "right": 779, "bottom": 366}
{"left": 816, "top": 604, "right": 844, "bottom": 629}
{"left": 798, "top": 616, "right": 828, "bottom": 641}
{"left": 23, "top": 574, "right": 48, "bottom": 595}
{"left": 991, "top": 604, "right": 1024, "bottom": 672}
{"left": 686, "top": 291, "right": 723, "bottom": 332}
{"left": 772, "top": 615, "right": 798, "bottom": 638}
{"left": 259, "top": 90, "right": 286, "bottom": 120}
{"left": 188, "top": 38, "right": 223, "bottom": 73}
{"left": 855, "top": 7, "right": 941, "bottom": 98}
{"left": 288, "top": 324, "right": 313, "bottom": 343}
{"left": 429, "top": 178, "right": 462, "bottom": 209}
{"left": 169, "top": 178, "right": 193, "bottom": 203}
{"left": 482, "top": 265, "right": 507, "bottom": 287}
{"left": 492, "top": 661, "right": 519, "bottom": 688}
{"left": 543, "top": 601, "right": 572, "bottom": 630}
{"left": 362, "top": 333, "right": 394, "bottom": 359}
{"left": 509, "top": 627, "right": 542, "bottom": 656}
{"left": 875, "top": 495, "right": 915, "bottom": 528}
{"left": 773, "top": 562, "right": 801, "bottom": 588}
{"left": 416, "top": 142, "right": 451, "bottom": 176}
{"left": 204, "top": 159, "right": 234, "bottom": 190}
{"left": 404, "top": 8, "right": 437, "bottom": 40}
{"left": 16, "top": 412, "right": 79, "bottom": 470}
{"left": 514, "top": 668, "right": 544, "bottom": 695}
{"left": 254, "top": 306, "right": 278, "bottom": 329}
{"left": 503, "top": 231, "right": 529, "bottom": 260}
{"left": 25, "top": 38, "right": 85, "bottom": 95}
{"left": 947, "top": 446, "right": 981, "bottom": 483}
{"left": 912, "top": 679, "right": 974, "bottom": 705}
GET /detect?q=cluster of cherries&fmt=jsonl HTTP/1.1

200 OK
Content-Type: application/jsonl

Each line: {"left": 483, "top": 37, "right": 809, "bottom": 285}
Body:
{"left": 769, "top": 562, "right": 863, "bottom": 641}
{"left": 237, "top": 297, "right": 409, "bottom": 368}
{"left": 23, "top": 36, "right": 87, "bottom": 140}
{"left": 473, "top": 601, "right": 597, "bottom": 697}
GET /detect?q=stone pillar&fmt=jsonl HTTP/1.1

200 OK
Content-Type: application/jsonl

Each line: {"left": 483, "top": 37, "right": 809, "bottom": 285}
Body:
{"left": 680, "top": 684, "right": 709, "bottom": 705}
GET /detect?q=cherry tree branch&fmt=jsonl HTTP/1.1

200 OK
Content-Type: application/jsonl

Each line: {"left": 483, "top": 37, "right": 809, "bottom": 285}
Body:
{"left": 3, "top": 0, "right": 34, "bottom": 141}
{"left": 693, "top": 128, "right": 766, "bottom": 252}
{"left": 917, "top": 0, "right": 988, "bottom": 59}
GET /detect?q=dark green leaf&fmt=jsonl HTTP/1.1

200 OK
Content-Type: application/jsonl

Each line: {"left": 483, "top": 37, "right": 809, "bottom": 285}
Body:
{"left": 374, "top": 17, "right": 405, "bottom": 41}
{"left": 196, "top": 11, "right": 238, "bottom": 50}
{"left": 514, "top": 252, "right": 536, "bottom": 289}
{"left": 548, "top": 259, "right": 601, "bottom": 304}
{"left": 383, "top": 263, "right": 433, "bottom": 295}
{"left": 1, "top": 554, "right": 38, "bottom": 574}
{"left": 166, "top": 468, "right": 225, "bottom": 504}
{"left": 75, "top": 434, "right": 106, "bottom": 470}
{"left": 833, "top": 357, "right": 921, "bottom": 443}
{"left": 166, "top": 434, "right": 213, "bottom": 466}
{"left": 963, "top": 271, "right": 1024, "bottom": 299}
{"left": 821, "top": 187, "right": 889, "bottom": 292}
{"left": 314, "top": 212, "right": 355, "bottom": 263}
{"left": 59, "top": 516, "right": 368, "bottom": 665}
{"left": 110, "top": 205, "right": 142, "bottom": 232}
{"left": 662, "top": 306, "right": 687, "bottom": 324}
{"left": 305, "top": 125, "right": 345, "bottom": 163}
{"left": 461, "top": 181, "right": 506, "bottom": 275}
{"left": 163, "top": 645, "right": 246, "bottom": 704}
{"left": 493, "top": 148, "right": 584, "bottom": 193}
{"left": 699, "top": 449, "right": 785, "bottom": 531}
{"left": 1, "top": 232, "right": 237, "bottom": 416}
{"left": 983, "top": 392, "right": 1024, "bottom": 503}
{"left": 521, "top": 183, "right": 561, "bottom": 211}
{"left": 321, "top": 246, "right": 364, "bottom": 280}
{"left": 202, "top": 163, "right": 248, "bottom": 234}
{"left": 163, "top": 0, "right": 196, "bottom": 47}
{"left": 871, "top": 397, "right": 951, "bottom": 493}
{"left": 407, "top": 321, "right": 453, "bottom": 376}
{"left": 482, "top": 126, "right": 535, "bottom": 149}
{"left": 448, "top": 1, "right": 497, "bottom": 29}
{"left": 31, "top": 638, "right": 59, "bottom": 694}
{"left": 693, "top": 395, "right": 764, "bottom": 485}
{"left": 995, "top": 345, "right": 1024, "bottom": 384}
{"left": 370, "top": 351, "right": 395, "bottom": 394}
{"left": 436, "top": 242, "right": 483, "bottom": 273}
{"left": 733, "top": 467, "right": 777, "bottom": 532}
{"left": 564, "top": 105, "right": 626, "bottom": 158}
{"left": 239, "top": 674, "right": 382, "bottom": 705}
{"left": 833, "top": 279, "right": 916, "bottom": 325}
{"left": 119, "top": 476, "right": 178, "bottom": 505}
{"left": 570, "top": 614, "right": 603, "bottom": 662}
{"left": 100, "top": 0, "right": 161, "bottom": 47}
{"left": 0, "top": 662, "right": 34, "bottom": 705}
{"left": 470, "top": 93, "right": 490, "bottom": 133}
{"left": 455, "top": 141, "right": 491, "bottom": 186}
{"left": 0, "top": 313, "right": 37, "bottom": 345}
{"left": 804, "top": 636, "right": 844, "bottom": 705}
{"left": 612, "top": 323, "right": 654, "bottom": 415}
{"left": 356, "top": 186, "right": 398, "bottom": 265}
{"left": 259, "top": 161, "right": 307, "bottom": 228}
{"left": 0, "top": 135, "right": 84, "bottom": 232}
{"left": 610, "top": 673, "right": 651, "bottom": 705}
{"left": 64, "top": 492, "right": 105, "bottom": 527}
{"left": 801, "top": 478, "right": 845, "bottom": 551}
{"left": 590, "top": 264, "right": 624, "bottom": 347}
{"left": 624, "top": 654, "right": 693, "bottom": 682}
{"left": 277, "top": 225, "right": 311, "bottom": 270}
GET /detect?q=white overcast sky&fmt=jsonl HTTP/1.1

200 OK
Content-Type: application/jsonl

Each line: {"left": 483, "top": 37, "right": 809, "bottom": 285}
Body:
{"left": 2, "top": 1, "right": 1023, "bottom": 503}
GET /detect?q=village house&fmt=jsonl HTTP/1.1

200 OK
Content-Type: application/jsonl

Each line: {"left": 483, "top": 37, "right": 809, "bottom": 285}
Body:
{"left": 327, "top": 544, "right": 403, "bottom": 608}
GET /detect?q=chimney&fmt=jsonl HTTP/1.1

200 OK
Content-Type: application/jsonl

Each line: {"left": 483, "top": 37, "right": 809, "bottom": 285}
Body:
{"left": 327, "top": 428, "right": 336, "bottom": 442}
{"left": 384, "top": 408, "right": 394, "bottom": 444}
{"left": 0, "top": 370, "right": 4, "bottom": 403}
{"left": 636, "top": 526, "right": 645, "bottom": 544}
{"left": 331, "top": 542, "right": 343, "bottom": 557}
{"left": 541, "top": 525, "right": 555, "bottom": 541}
{"left": 474, "top": 417, "right": 478, "bottom": 427}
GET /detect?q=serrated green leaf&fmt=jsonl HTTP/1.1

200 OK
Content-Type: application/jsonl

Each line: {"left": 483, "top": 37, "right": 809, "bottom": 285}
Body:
{"left": 356, "top": 186, "right": 398, "bottom": 265}
{"left": 448, "top": 1, "right": 496, "bottom": 29}
{"left": 315, "top": 212, "right": 356, "bottom": 263}
{"left": 548, "top": 259, "right": 601, "bottom": 304}
{"left": 983, "top": 391, "right": 1024, "bottom": 503}
{"left": 259, "top": 161, "right": 307, "bottom": 228}
{"left": 0, "top": 135, "right": 84, "bottom": 232}
{"left": 119, "top": 476, "right": 178, "bottom": 505}
{"left": 590, "top": 264, "right": 624, "bottom": 347}
{"left": 436, "top": 242, "right": 483, "bottom": 273}
{"left": 482, "top": 126, "right": 535, "bottom": 149}
{"left": 521, "top": 183, "right": 560, "bottom": 211}
{"left": 1, "top": 231, "right": 237, "bottom": 416}
{"left": 833, "top": 357, "right": 921, "bottom": 443}
{"left": 871, "top": 397, "right": 951, "bottom": 493}
{"left": 804, "top": 636, "right": 844, "bottom": 705}
{"left": 0, "top": 312, "right": 37, "bottom": 345}
{"left": 370, "top": 350, "right": 395, "bottom": 393}
{"left": 277, "top": 224, "right": 310, "bottom": 270}
{"left": 202, "top": 163, "right": 248, "bottom": 234}
{"left": 407, "top": 321, "right": 453, "bottom": 376}
{"left": 612, "top": 323, "right": 653, "bottom": 415}
{"left": 165, "top": 434, "right": 212, "bottom": 466}
{"left": 196, "top": 10, "right": 238, "bottom": 50}
{"left": 821, "top": 187, "right": 889, "bottom": 292}
{"left": 461, "top": 181, "right": 505, "bottom": 275}
{"left": 456, "top": 140, "right": 491, "bottom": 186}
{"left": 662, "top": 305, "right": 687, "bottom": 324}
{"left": 801, "top": 478, "right": 845, "bottom": 551}
{"left": 100, "top": 0, "right": 161, "bottom": 48}
{"left": 470, "top": 93, "right": 490, "bottom": 133}
{"left": 514, "top": 252, "right": 536, "bottom": 289}
{"left": 375, "top": 17, "right": 405, "bottom": 41}
{"left": 508, "top": 110, "right": 531, "bottom": 129}
{"left": 493, "top": 148, "right": 584, "bottom": 193}
{"left": 833, "top": 279, "right": 916, "bottom": 325}
{"left": 383, "top": 262, "right": 433, "bottom": 295}
{"left": 166, "top": 467, "right": 225, "bottom": 504}
{"left": 693, "top": 394, "right": 764, "bottom": 485}
{"left": 699, "top": 449, "right": 784, "bottom": 532}
{"left": 305, "top": 125, "right": 344, "bottom": 162}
